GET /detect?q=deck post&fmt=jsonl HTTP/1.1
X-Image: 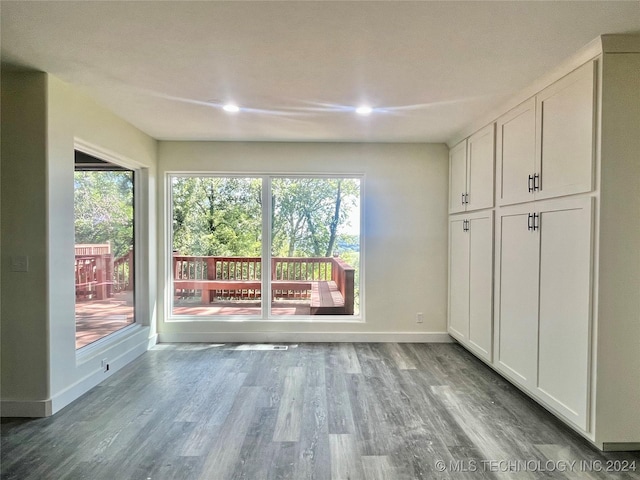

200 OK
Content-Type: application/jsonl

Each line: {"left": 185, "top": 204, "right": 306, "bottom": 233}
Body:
{"left": 331, "top": 257, "right": 355, "bottom": 315}
{"left": 126, "top": 247, "right": 134, "bottom": 291}
{"left": 95, "top": 254, "right": 108, "bottom": 300}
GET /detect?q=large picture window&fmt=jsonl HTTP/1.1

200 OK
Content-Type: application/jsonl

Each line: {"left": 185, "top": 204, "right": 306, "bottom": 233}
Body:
{"left": 169, "top": 175, "right": 361, "bottom": 319}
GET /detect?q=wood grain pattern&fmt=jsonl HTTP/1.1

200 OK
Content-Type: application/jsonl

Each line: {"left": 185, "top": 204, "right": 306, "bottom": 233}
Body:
{"left": 2, "top": 343, "right": 638, "bottom": 480}
{"left": 273, "top": 366, "right": 305, "bottom": 442}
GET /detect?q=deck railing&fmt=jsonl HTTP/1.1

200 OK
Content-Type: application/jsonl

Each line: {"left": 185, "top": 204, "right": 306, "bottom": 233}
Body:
{"left": 75, "top": 244, "right": 134, "bottom": 300}
{"left": 173, "top": 254, "right": 355, "bottom": 313}
{"left": 113, "top": 248, "right": 134, "bottom": 292}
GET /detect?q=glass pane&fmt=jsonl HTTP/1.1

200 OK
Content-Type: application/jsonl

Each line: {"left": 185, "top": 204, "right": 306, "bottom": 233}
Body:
{"left": 270, "top": 177, "right": 360, "bottom": 316}
{"left": 75, "top": 157, "right": 135, "bottom": 349}
{"left": 171, "top": 176, "right": 262, "bottom": 316}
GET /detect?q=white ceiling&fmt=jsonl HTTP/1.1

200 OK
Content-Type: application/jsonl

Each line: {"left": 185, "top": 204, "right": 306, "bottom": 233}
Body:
{"left": 2, "top": 1, "right": 639, "bottom": 143}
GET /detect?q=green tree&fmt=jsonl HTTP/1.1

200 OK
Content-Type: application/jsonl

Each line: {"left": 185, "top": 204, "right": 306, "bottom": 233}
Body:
{"left": 172, "top": 176, "right": 359, "bottom": 259}
{"left": 74, "top": 170, "right": 134, "bottom": 258}
{"left": 172, "top": 177, "right": 262, "bottom": 256}
{"left": 271, "top": 178, "right": 359, "bottom": 257}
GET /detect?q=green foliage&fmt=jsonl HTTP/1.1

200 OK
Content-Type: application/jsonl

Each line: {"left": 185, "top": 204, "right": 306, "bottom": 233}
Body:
{"left": 74, "top": 171, "right": 134, "bottom": 258}
{"left": 271, "top": 178, "right": 359, "bottom": 257}
{"left": 172, "top": 176, "right": 360, "bottom": 260}
{"left": 172, "top": 177, "right": 262, "bottom": 256}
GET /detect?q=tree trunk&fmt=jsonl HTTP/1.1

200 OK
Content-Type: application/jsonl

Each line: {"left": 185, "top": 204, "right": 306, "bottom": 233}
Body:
{"left": 325, "top": 180, "right": 342, "bottom": 257}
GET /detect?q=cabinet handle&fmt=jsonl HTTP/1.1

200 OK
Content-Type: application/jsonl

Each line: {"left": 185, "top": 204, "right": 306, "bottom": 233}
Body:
{"left": 528, "top": 175, "right": 534, "bottom": 193}
{"left": 527, "top": 213, "right": 534, "bottom": 231}
{"left": 465, "top": 193, "right": 469, "bottom": 204}
{"left": 461, "top": 193, "right": 465, "bottom": 206}
{"left": 533, "top": 213, "right": 540, "bottom": 230}
{"left": 462, "top": 220, "right": 467, "bottom": 232}
{"left": 534, "top": 173, "right": 540, "bottom": 191}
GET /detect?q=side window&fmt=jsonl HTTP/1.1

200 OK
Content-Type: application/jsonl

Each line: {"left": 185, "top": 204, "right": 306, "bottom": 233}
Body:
{"left": 74, "top": 150, "right": 135, "bottom": 348}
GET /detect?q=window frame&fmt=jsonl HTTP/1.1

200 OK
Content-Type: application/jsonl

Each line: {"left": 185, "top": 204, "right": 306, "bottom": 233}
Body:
{"left": 74, "top": 139, "right": 149, "bottom": 354}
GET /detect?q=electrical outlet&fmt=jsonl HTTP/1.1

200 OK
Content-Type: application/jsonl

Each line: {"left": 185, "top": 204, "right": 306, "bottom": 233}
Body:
{"left": 416, "top": 312, "right": 424, "bottom": 323}
{"left": 101, "top": 358, "right": 109, "bottom": 373}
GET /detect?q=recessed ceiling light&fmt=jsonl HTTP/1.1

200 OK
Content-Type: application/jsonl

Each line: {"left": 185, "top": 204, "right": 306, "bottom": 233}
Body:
{"left": 356, "top": 106, "right": 373, "bottom": 116}
{"left": 223, "top": 104, "right": 240, "bottom": 113}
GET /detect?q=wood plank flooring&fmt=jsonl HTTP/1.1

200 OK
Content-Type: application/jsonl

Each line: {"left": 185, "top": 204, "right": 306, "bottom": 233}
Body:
{"left": 2, "top": 343, "right": 639, "bottom": 479}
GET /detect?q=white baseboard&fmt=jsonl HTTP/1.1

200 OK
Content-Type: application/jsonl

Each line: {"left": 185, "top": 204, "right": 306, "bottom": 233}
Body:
{"left": 158, "top": 331, "right": 453, "bottom": 344}
{"left": 0, "top": 399, "right": 52, "bottom": 417}
{"left": 147, "top": 333, "right": 159, "bottom": 348}
{"left": 50, "top": 340, "right": 148, "bottom": 415}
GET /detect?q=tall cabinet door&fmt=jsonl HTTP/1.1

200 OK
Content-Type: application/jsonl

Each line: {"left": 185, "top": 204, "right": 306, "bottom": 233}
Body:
{"left": 449, "top": 140, "right": 467, "bottom": 214}
{"left": 496, "top": 98, "right": 536, "bottom": 206}
{"left": 467, "top": 124, "right": 495, "bottom": 211}
{"left": 468, "top": 212, "right": 493, "bottom": 361}
{"left": 536, "top": 198, "right": 593, "bottom": 430}
{"left": 448, "top": 217, "right": 469, "bottom": 340}
{"left": 495, "top": 206, "right": 540, "bottom": 389}
{"left": 535, "top": 61, "right": 595, "bottom": 200}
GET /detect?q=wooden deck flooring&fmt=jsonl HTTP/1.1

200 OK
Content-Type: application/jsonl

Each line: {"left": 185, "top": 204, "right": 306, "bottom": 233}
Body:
{"left": 76, "top": 297, "right": 310, "bottom": 349}
{"left": 75, "top": 294, "right": 134, "bottom": 349}
{"left": 2, "top": 343, "right": 638, "bottom": 479}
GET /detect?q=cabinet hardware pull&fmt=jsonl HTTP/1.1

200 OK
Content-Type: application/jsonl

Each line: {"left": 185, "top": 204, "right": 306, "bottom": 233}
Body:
{"left": 465, "top": 193, "right": 469, "bottom": 204}
{"left": 533, "top": 213, "right": 540, "bottom": 230}
{"left": 534, "top": 173, "right": 540, "bottom": 191}
{"left": 461, "top": 193, "right": 465, "bottom": 206}
{"left": 528, "top": 175, "right": 534, "bottom": 193}
{"left": 527, "top": 213, "right": 534, "bottom": 231}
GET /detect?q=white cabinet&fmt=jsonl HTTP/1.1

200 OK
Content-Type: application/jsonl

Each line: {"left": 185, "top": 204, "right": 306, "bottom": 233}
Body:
{"left": 496, "top": 98, "right": 537, "bottom": 206}
{"left": 448, "top": 211, "right": 493, "bottom": 361}
{"left": 449, "top": 37, "right": 640, "bottom": 450}
{"left": 495, "top": 197, "right": 593, "bottom": 430}
{"left": 449, "top": 124, "right": 495, "bottom": 213}
{"left": 449, "top": 140, "right": 467, "bottom": 214}
{"left": 536, "top": 61, "right": 595, "bottom": 200}
{"left": 496, "top": 61, "right": 595, "bottom": 206}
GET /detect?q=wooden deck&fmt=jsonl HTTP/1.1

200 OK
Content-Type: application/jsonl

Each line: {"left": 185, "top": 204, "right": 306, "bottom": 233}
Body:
{"left": 76, "top": 294, "right": 311, "bottom": 348}
{"left": 75, "top": 292, "right": 134, "bottom": 349}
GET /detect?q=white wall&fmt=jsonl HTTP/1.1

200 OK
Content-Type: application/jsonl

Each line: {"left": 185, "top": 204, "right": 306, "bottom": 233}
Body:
{"left": 594, "top": 52, "right": 640, "bottom": 447}
{"left": 1, "top": 72, "right": 159, "bottom": 416}
{"left": 158, "top": 141, "right": 450, "bottom": 342}
{"left": 1, "top": 72, "right": 50, "bottom": 415}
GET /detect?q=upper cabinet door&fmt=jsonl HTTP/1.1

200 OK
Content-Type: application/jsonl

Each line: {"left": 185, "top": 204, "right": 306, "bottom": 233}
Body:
{"left": 449, "top": 140, "right": 467, "bottom": 214}
{"left": 535, "top": 61, "right": 596, "bottom": 201}
{"left": 467, "top": 124, "right": 495, "bottom": 211}
{"left": 496, "top": 98, "right": 537, "bottom": 206}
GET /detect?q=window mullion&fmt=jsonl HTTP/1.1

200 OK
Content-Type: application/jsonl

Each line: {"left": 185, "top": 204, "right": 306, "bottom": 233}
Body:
{"left": 261, "top": 175, "right": 272, "bottom": 319}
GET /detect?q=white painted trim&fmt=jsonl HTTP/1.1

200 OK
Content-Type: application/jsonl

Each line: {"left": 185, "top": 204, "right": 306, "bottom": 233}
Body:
{"left": 601, "top": 34, "right": 640, "bottom": 53}
{"left": 147, "top": 333, "right": 159, "bottom": 348}
{"left": 51, "top": 338, "right": 148, "bottom": 415}
{"left": 164, "top": 173, "right": 365, "bottom": 322}
{"left": 601, "top": 442, "right": 640, "bottom": 452}
{"left": 74, "top": 138, "right": 145, "bottom": 170}
{"left": 73, "top": 138, "right": 152, "bottom": 329}
{"left": 158, "top": 331, "right": 453, "bottom": 343}
{"left": 0, "top": 400, "right": 52, "bottom": 418}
